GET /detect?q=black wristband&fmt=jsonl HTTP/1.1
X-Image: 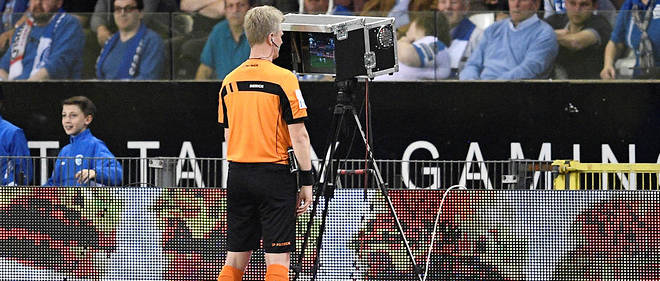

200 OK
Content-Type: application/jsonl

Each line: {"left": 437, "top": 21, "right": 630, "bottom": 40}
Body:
{"left": 299, "top": 170, "right": 314, "bottom": 186}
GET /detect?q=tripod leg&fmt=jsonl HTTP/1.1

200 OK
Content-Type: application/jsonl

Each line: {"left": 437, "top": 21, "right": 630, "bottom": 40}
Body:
{"left": 292, "top": 174, "right": 324, "bottom": 280}
{"left": 293, "top": 104, "right": 346, "bottom": 281}
{"left": 351, "top": 109, "right": 424, "bottom": 281}
{"left": 310, "top": 187, "right": 334, "bottom": 281}
{"left": 308, "top": 108, "right": 346, "bottom": 281}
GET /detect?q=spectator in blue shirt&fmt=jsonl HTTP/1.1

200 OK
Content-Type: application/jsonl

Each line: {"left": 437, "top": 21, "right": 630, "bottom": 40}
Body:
{"left": 45, "top": 96, "right": 122, "bottom": 187}
{"left": 195, "top": 0, "right": 251, "bottom": 80}
{"left": 0, "top": 90, "right": 32, "bottom": 186}
{"left": 0, "top": 0, "right": 29, "bottom": 54}
{"left": 459, "top": 0, "right": 559, "bottom": 80}
{"left": 97, "top": 0, "right": 165, "bottom": 80}
{"left": 459, "top": 0, "right": 558, "bottom": 80}
{"left": 0, "top": 0, "right": 85, "bottom": 80}
{"left": 601, "top": 0, "right": 659, "bottom": 79}
{"left": 92, "top": 0, "right": 179, "bottom": 47}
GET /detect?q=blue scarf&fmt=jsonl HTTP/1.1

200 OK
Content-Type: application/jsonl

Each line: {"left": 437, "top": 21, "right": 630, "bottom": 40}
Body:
{"left": 9, "top": 13, "right": 64, "bottom": 80}
{"left": 96, "top": 23, "right": 147, "bottom": 79}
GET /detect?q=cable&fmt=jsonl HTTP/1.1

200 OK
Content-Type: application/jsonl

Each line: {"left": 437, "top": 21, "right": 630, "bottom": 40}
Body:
{"left": 422, "top": 185, "right": 467, "bottom": 281}
{"left": 363, "top": 79, "right": 370, "bottom": 194}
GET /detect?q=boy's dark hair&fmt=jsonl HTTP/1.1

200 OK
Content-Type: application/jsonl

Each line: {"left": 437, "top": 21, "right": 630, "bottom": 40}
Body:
{"left": 411, "top": 12, "right": 451, "bottom": 47}
{"left": 62, "top": 96, "right": 96, "bottom": 117}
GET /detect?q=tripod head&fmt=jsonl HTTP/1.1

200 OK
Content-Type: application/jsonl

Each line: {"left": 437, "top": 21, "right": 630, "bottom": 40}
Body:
{"left": 335, "top": 78, "right": 358, "bottom": 107}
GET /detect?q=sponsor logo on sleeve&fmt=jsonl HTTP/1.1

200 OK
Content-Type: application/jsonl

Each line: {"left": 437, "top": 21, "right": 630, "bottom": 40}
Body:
{"left": 295, "top": 89, "right": 307, "bottom": 109}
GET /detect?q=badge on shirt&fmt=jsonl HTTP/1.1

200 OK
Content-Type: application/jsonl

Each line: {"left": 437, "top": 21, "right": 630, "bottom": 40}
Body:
{"left": 295, "top": 89, "right": 307, "bottom": 109}
{"left": 654, "top": 4, "right": 660, "bottom": 19}
{"left": 75, "top": 154, "right": 84, "bottom": 166}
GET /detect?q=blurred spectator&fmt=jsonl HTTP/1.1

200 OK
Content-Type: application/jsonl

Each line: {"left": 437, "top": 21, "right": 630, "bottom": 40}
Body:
{"left": 181, "top": 0, "right": 224, "bottom": 19}
{"left": 0, "top": 90, "right": 32, "bottom": 186}
{"left": 301, "top": 0, "right": 353, "bottom": 14}
{"left": 377, "top": 12, "right": 451, "bottom": 80}
{"left": 195, "top": 0, "right": 251, "bottom": 80}
{"left": 0, "top": 0, "right": 29, "bottom": 54}
{"left": 544, "top": 0, "right": 616, "bottom": 25}
{"left": 96, "top": 0, "right": 164, "bottom": 79}
{"left": 61, "top": 0, "right": 100, "bottom": 80}
{"left": 91, "top": 0, "right": 177, "bottom": 47}
{"left": 254, "top": 0, "right": 297, "bottom": 12}
{"left": 459, "top": 0, "right": 558, "bottom": 79}
{"left": 386, "top": 0, "right": 435, "bottom": 28}
{"left": 304, "top": 0, "right": 329, "bottom": 13}
{"left": 0, "top": 0, "right": 85, "bottom": 80}
{"left": 437, "top": 0, "right": 484, "bottom": 76}
{"left": 335, "top": 0, "right": 367, "bottom": 13}
{"left": 601, "top": 0, "right": 659, "bottom": 79}
{"left": 45, "top": 96, "right": 122, "bottom": 187}
{"left": 174, "top": 0, "right": 224, "bottom": 79}
{"left": 360, "top": 0, "right": 395, "bottom": 17}
{"left": 546, "top": 0, "right": 611, "bottom": 78}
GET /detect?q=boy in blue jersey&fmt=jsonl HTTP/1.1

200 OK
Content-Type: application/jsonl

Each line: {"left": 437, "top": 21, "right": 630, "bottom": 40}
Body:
{"left": 0, "top": 90, "right": 31, "bottom": 185}
{"left": 45, "top": 96, "right": 123, "bottom": 187}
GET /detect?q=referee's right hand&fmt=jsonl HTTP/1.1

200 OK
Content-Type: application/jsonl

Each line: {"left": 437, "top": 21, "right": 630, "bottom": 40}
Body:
{"left": 296, "top": 185, "right": 313, "bottom": 216}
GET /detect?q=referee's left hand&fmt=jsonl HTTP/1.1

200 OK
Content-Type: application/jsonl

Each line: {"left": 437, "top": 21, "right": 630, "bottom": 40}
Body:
{"left": 296, "top": 185, "right": 313, "bottom": 216}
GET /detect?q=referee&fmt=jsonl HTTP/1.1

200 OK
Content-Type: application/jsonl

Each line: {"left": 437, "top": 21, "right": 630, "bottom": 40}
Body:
{"left": 217, "top": 5, "right": 314, "bottom": 281}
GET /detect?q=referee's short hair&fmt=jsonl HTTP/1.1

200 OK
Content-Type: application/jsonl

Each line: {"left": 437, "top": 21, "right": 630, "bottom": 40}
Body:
{"left": 244, "top": 5, "right": 284, "bottom": 47}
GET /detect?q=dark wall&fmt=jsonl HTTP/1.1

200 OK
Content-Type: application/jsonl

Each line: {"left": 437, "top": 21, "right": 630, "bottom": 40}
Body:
{"left": 1, "top": 81, "right": 658, "bottom": 162}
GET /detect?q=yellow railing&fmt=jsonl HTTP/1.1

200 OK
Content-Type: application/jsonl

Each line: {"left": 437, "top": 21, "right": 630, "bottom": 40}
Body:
{"left": 552, "top": 160, "right": 660, "bottom": 190}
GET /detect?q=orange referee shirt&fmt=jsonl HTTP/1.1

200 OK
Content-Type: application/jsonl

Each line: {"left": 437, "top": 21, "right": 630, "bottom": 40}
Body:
{"left": 219, "top": 58, "right": 308, "bottom": 164}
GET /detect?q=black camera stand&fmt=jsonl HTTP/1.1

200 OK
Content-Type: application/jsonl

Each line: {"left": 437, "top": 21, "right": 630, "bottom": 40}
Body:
{"left": 292, "top": 79, "right": 423, "bottom": 281}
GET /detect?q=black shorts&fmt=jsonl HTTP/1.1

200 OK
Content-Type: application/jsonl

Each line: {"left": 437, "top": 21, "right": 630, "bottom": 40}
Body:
{"left": 226, "top": 162, "right": 297, "bottom": 253}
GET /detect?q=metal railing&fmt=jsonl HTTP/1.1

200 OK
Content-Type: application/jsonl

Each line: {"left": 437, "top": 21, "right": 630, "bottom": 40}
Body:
{"left": 1, "top": 156, "right": 560, "bottom": 189}
{"left": 7, "top": 156, "right": 660, "bottom": 190}
{"left": 552, "top": 160, "right": 660, "bottom": 190}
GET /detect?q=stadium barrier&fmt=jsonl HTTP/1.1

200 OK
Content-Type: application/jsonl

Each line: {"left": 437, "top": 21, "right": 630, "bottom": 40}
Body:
{"left": 2, "top": 156, "right": 558, "bottom": 189}
{"left": 552, "top": 160, "right": 660, "bottom": 190}
{"left": 2, "top": 157, "right": 660, "bottom": 280}
{"left": 8, "top": 156, "right": 660, "bottom": 190}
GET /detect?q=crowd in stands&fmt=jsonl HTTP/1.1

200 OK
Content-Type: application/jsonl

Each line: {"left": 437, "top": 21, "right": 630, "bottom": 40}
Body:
{"left": 0, "top": 0, "right": 655, "bottom": 81}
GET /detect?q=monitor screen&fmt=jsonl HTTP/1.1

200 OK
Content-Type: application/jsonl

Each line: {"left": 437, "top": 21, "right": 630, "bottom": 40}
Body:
{"left": 301, "top": 32, "right": 336, "bottom": 74}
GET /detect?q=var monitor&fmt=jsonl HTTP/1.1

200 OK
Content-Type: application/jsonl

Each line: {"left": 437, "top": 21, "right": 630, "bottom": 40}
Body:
{"left": 274, "top": 14, "right": 398, "bottom": 81}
